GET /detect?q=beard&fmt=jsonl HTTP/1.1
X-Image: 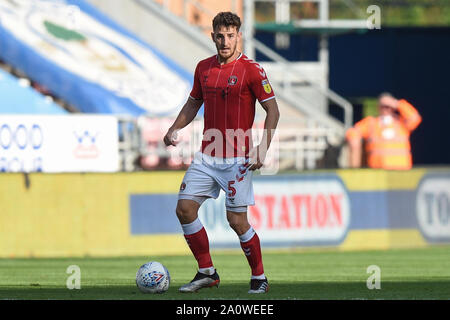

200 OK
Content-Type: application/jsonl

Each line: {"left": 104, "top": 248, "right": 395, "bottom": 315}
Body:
{"left": 217, "top": 44, "right": 236, "bottom": 60}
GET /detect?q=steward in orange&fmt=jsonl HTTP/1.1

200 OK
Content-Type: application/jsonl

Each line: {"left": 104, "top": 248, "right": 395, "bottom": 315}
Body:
{"left": 346, "top": 93, "right": 422, "bottom": 170}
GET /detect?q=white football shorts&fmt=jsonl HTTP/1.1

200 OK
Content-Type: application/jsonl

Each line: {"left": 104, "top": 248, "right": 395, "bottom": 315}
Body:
{"left": 178, "top": 152, "right": 255, "bottom": 212}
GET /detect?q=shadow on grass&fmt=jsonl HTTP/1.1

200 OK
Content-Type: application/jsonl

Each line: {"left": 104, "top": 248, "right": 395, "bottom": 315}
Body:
{"left": 1, "top": 281, "right": 449, "bottom": 300}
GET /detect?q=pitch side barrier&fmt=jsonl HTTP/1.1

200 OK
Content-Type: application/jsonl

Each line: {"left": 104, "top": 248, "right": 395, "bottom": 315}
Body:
{"left": 0, "top": 168, "right": 449, "bottom": 257}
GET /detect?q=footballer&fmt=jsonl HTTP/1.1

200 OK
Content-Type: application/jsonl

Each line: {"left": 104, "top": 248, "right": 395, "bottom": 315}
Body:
{"left": 163, "top": 11, "right": 280, "bottom": 294}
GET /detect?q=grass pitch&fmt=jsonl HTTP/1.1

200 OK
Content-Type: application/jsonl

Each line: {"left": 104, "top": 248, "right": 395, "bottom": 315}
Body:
{"left": 0, "top": 246, "right": 449, "bottom": 300}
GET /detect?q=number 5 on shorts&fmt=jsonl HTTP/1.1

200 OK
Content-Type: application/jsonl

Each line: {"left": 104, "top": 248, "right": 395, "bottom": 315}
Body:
{"left": 228, "top": 181, "right": 236, "bottom": 197}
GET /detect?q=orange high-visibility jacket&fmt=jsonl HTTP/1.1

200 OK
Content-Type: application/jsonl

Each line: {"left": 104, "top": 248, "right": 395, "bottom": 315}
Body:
{"left": 346, "top": 99, "right": 422, "bottom": 170}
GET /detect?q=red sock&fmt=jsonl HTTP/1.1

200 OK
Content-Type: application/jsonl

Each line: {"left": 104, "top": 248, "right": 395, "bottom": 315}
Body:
{"left": 184, "top": 227, "right": 213, "bottom": 269}
{"left": 240, "top": 232, "right": 264, "bottom": 276}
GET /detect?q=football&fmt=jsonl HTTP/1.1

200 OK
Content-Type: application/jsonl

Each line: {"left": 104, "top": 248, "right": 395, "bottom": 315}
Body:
{"left": 135, "top": 261, "right": 170, "bottom": 293}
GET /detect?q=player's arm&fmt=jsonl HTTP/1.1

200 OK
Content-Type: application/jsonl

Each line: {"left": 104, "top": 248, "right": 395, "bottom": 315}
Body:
{"left": 249, "top": 98, "right": 280, "bottom": 171}
{"left": 163, "top": 97, "right": 203, "bottom": 146}
{"left": 246, "top": 61, "right": 279, "bottom": 170}
{"left": 164, "top": 62, "right": 203, "bottom": 147}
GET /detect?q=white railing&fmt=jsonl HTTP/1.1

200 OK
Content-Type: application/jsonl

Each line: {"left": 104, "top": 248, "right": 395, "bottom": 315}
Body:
{"left": 133, "top": 116, "right": 340, "bottom": 172}
{"left": 117, "top": 116, "right": 141, "bottom": 172}
{"left": 116, "top": 0, "right": 357, "bottom": 171}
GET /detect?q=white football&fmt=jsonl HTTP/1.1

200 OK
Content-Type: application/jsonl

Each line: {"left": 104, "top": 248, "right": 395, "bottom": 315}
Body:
{"left": 136, "top": 261, "right": 170, "bottom": 293}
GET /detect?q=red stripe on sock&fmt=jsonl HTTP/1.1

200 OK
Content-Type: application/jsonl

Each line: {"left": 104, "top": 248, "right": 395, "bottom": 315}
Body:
{"left": 184, "top": 227, "right": 213, "bottom": 269}
{"left": 240, "top": 232, "right": 264, "bottom": 276}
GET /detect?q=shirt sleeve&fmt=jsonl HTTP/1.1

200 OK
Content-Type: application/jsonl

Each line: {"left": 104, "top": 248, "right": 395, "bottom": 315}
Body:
{"left": 189, "top": 63, "right": 203, "bottom": 100}
{"left": 346, "top": 117, "right": 374, "bottom": 142}
{"left": 247, "top": 62, "right": 275, "bottom": 103}
{"left": 397, "top": 99, "right": 422, "bottom": 132}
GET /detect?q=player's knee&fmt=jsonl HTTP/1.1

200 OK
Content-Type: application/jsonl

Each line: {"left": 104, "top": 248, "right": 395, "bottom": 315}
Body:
{"left": 175, "top": 203, "right": 189, "bottom": 221}
{"left": 227, "top": 218, "right": 238, "bottom": 232}
{"left": 175, "top": 200, "right": 197, "bottom": 223}
{"left": 227, "top": 215, "right": 250, "bottom": 235}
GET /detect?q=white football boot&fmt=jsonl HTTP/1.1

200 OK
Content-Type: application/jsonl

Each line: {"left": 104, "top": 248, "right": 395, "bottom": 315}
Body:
{"left": 179, "top": 269, "right": 220, "bottom": 293}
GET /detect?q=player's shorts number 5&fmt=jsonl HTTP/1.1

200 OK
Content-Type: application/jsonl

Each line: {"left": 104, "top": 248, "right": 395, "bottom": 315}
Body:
{"left": 228, "top": 181, "right": 236, "bottom": 197}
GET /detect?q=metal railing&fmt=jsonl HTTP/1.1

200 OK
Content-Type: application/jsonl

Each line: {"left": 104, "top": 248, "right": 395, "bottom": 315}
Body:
{"left": 133, "top": 116, "right": 340, "bottom": 172}
{"left": 253, "top": 39, "right": 353, "bottom": 131}
{"left": 125, "top": 0, "right": 356, "bottom": 170}
{"left": 117, "top": 116, "right": 141, "bottom": 171}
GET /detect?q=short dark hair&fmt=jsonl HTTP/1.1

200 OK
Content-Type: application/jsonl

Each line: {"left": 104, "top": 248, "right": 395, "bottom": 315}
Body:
{"left": 212, "top": 12, "right": 241, "bottom": 31}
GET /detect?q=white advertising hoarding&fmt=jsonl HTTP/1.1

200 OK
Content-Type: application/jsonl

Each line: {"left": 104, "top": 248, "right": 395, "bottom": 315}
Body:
{"left": 0, "top": 115, "right": 119, "bottom": 172}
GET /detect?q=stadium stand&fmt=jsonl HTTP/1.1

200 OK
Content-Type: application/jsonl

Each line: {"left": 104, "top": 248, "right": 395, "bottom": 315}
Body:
{"left": 0, "top": 0, "right": 192, "bottom": 117}
{"left": 0, "top": 68, "right": 68, "bottom": 115}
{"left": 0, "top": 0, "right": 363, "bottom": 171}
{"left": 0, "top": 0, "right": 202, "bottom": 170}
{"left": 86, "top": 0, "right": 365, "bottom": 171}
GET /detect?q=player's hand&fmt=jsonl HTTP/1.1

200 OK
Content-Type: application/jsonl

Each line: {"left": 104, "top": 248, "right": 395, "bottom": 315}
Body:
{"left": 163, "top": 128, "right": 179, "bottom": 147}
{"left": 248, "top": 145, "right": 266, "bottom": 171}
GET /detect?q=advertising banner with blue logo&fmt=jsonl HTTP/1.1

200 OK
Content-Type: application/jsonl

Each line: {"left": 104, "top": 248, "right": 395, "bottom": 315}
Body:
{"left": 0, "top": 115, "right": 119, "bottom": 172}
{"left": 128, "top": 170, "right": 450, "bottom": 251}
{"left": 0, "top": 0, "right": 192, "bottom": 116}
{"left": 196, "top": 176, "right": 351, "bottom": 248}
{"left": 0, "top": 169, "right": 449, "bottom": 257}
{"left": 415, "top": 174, "right": 450, "bottom": 243}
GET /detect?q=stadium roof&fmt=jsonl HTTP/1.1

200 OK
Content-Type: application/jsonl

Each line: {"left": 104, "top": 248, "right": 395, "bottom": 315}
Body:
{"left": 255, "top": 19, "right": 369, "bottom": 36}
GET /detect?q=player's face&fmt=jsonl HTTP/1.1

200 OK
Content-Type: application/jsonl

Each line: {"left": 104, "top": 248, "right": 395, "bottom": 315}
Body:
{"left": 211, "top": 25, "right": 241, "bottom": 62}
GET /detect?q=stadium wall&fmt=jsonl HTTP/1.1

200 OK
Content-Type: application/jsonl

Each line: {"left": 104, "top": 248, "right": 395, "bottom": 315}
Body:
{"left": 1, "top": 169, "right": 449, "bottom": 258}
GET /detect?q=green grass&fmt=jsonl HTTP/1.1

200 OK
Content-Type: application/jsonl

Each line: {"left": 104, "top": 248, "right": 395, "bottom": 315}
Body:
{"left": 1, "top": 246, "right": 449, "bottom": 300}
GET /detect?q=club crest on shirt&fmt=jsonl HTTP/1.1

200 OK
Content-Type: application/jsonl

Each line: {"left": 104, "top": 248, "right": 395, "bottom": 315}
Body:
{"left": 262, "top": 79, "right": 272, "bottom": 94}
{"left": 180, "top": 182, "right": 186, "bottom": 191}
{"left": 228, "top": 75, "right": 238, "bottom": 86}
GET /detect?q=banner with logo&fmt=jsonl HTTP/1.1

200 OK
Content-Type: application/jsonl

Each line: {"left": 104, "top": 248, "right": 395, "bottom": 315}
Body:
{"left": 0, "top": 0, "right": 192, "bottom": 116}
{"left": 0, "top": 115, "right": 119, "bottom": 172}
{"left": 1, "top": 169, "right": 450, "bottom": 257}
{"left": 416, "top": 173, "right": 450, "bottom": 243}
{"left": 199, "top": 175, "right": 351, "bottom": 247}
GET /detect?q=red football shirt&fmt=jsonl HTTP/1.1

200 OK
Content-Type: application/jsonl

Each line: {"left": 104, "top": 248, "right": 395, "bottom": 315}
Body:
{"left": 190, "top": 53, "right": 275, "bottom": 158}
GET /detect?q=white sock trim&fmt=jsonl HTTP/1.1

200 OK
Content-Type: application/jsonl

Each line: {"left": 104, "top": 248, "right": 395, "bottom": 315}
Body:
{"left": 251, "top": 273, "right": 266, "bottom": 280}
{"left": 239, "top": 227, "right": 255, "bottom": 243}
{"left": 198, "top": 267, "right": 215, "bottom": 275}
{"left": 181, "top": 218, "right": 203, "bottom": 235}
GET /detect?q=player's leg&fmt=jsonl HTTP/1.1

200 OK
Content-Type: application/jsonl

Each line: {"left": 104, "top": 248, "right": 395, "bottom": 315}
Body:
{"left": 226, "top": 209, "right": 269, "bottom": 294}
{"left": 176, "top": 198, "right": 215, "bottom": 275}
{"left": 215, "top": 159, "right": 268, "bottom": 293}
{"left": 176, "top": 198, "right": 220, "bottom": 292}
{"left": 177, "top": 161, "right": 221, "bottom": 292}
